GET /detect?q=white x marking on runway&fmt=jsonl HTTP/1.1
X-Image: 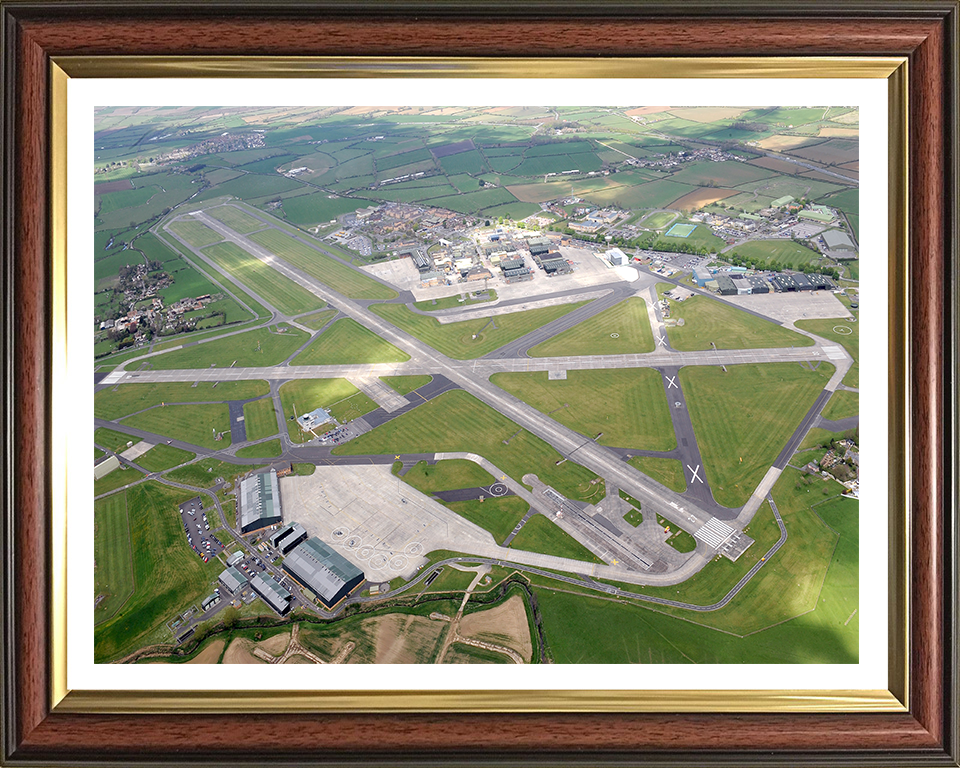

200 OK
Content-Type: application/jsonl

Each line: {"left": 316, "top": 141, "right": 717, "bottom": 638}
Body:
{"left": 665, "top": 375, "right": 678, "bottom": 389}
{"left": 687, "top": 464, "right": 703, "bottom": 484}
{"left": 657, "top": 335, "right": 666, "bottom": 347}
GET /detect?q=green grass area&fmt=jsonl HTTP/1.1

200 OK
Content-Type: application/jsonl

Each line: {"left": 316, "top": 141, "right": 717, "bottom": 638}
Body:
{"left": 442, "top": 496, "right": 530, "bottom": 546}
{"left": 242, "top": 398, "right": 279, "bottom": 441}
{"left": 201, "top": 241, "right": 326, "bottom": 316}
{"left": 821, "top": 390, "right": 858, "bottom": 421}
{"left": 442, "top": 642, "right": 511, "bottom": 664}
{"left": 379, "top": 375, "right": 432, "bottom": 396}
{"left": 623, "top": 507, "right": 643, "bottom": 527}
{"left": 681, "top": 362, "right": 833, "bottom": 507}
{"left": 121, "top": 403, "right": 232, "bottom": 450}
{"left": 235, "top": 439, "right": 283, "bottom": 458}
{"left": 656, "top": 513, "right": 697, "bottom": 553}
{"left": 204, "top": 205, "right": 266, "bottom": 234}
{"left": 297, "top": 309, "right": 337, "bottom": 330}
{"left": 528, "top": 298, "right": 654, "bottom": 357}
{"left": 664, "top": 293, "right": 813, "bottom": 351}
{"left": 669, "top": 160, "right": 776, "bottom": 187}
{"left": 95, "top": 465, "right": 145, "bottom": 496}
{"left": 291, "top": 318, "right": 410, "bottom": 365}
{"left": 798, "top": 426, "right": 858, "bottom": 452}
{"left": 727, "top": 239, "right": 824, "bottom": 270}
{"left": 95, "top": 381, "right": 268, "bottom": 420}
{"left": 626, "top": 456, "right": 687, "bottom": 494}
{"left": 398, "top": 459, "right": 494, "bottom": 493}
{"left": 370, "top": 300, "right": 589, "bottom": 360}
{"left": 581, "top": 178, "right": 695, "bottom": 210}
{"left": 168, "top": 218, "right": 222, "bottom": 248}
{"left": 509, "top": 514, "right": 604, "bottom": 564}
{"left": 134, "top": 444, "right": 196, "bottom": 473}
{"left": 333, "top": 389, "right": 602, "bottom": 501}
{"left": 94, "top": 491, "right": 137, "bottom": 626}
{"left": 166, "top": 458, "right": 262, "bottom": 489}
{"left": 413, "top": 289, "right": 498, "bottom": 312}
{"left": 94, "top": 482, "right": 225, "bottom": 662}
{"left": 248, "top": 229, "right": 397, "bottom": 300}
{"left": 279, "top": 192, "right": 377, "bottom": 226}
{"left": 795, "top": 316, "right": 859, "bottom": 388}
{"left": 95, "top": 426, "right": 140, "bottom": 453}
{"left": 98, "top": 185, "right": 159, "bottom": 213}
{"left": 490, "top": 369, "right": 675, "bottom": 451}
{"left": 147, "top": 325, "right": 309, "bottom": 369}
{"left": 642, "top": 211, "right": 678, "bottom": 229}
{"left": 278, "top": 379, "right": 372, "bottom": 443}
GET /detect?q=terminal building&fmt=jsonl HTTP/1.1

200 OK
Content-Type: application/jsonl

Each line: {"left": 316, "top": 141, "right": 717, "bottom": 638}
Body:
{"left": 268, "top": 522, "right": 308, "bottom": 554}
{"left": 250, "top": 573, "right": 293, "bottom": 616}
{"left": 297, "top": 406, "right": 332, "bottom": 433}
{"left": 239, "top": 469, "right": 282, "bottom": 533}
{"left": 283, "top": 537, "right": 365, "bottom": 610}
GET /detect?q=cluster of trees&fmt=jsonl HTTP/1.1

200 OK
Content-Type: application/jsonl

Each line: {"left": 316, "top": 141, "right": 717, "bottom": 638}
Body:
{"left": 724, "top": 249, "right": 842, "bottom": 279}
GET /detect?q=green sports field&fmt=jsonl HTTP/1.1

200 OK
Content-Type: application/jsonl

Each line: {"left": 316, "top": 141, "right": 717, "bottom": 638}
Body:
{"left": 147, "top": 326, "right": 309, "bottom": 369}
{"left": 490, "top": 369, "right": 675, "bottom": 451}
{"left": 201, "top": 241, "right": 326, "bottom": 316}
{"left": 248, "top": 229, "right": 397, "bottom": 300}
{"left": 370, "top": 301, "right": 589, "bottom": 360}
{"left": 333, "top": 389, "right": 603, "bottom": 501}
{"left": 528, "top": 298, "right": 654, "bottom": 357}
{"left": 291, "top": 318, "right": 410, "bottom": 365}
{"left": 681, "top": 362, "right": 834, "bottom": 507}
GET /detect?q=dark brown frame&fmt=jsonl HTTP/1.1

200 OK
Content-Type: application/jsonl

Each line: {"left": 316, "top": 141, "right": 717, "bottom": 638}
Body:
{"left": 2, "top": 2, "right": 957, "bottom": 766}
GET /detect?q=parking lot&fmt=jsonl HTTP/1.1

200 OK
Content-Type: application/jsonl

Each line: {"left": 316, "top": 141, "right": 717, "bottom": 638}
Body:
{"left": 178, "top": 497, "right": 225, "bottom": 564}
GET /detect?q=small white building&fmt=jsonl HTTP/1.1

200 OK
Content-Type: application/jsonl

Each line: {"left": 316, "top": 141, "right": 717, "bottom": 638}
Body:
{"left": 605, "top": 247, "right": 629, "bottom": 266}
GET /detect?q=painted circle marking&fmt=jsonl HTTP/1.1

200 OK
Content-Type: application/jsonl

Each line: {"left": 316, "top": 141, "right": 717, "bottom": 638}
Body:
{"left": 833, "top": 325, "right": 853, "bottom": 335}
{"left": 489, "top": 483, "right": 508, "bottom": 497}
{"left": 404, "top": 542, "right": 424, "bottom": 556}
{"left": 610, "top": 333, "right": 620, "bottom": 338}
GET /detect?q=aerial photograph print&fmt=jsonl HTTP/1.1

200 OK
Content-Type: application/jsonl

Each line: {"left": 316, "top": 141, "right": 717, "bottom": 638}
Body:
{"left": 92, "top": 105, "right": 860, "bottom": 666}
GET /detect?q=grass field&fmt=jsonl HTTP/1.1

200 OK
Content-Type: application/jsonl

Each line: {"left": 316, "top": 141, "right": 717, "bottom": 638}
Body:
{"left": 442, "top": 497, "right": 529, "bottom": 546}
{"left": 581, "top": 178, "right": 696, "bottom": 210}
{"left": 148, "top": 326, "right": 309, "bottom": 369}
{"left": 669, "top": 160, "right": 776, "bottom": 187}
{"left": 165, "top": 458, "right": 262, "bottom": 489}
{"left": 235, "top": 439, "right": 283, "bottom": 458}
{"left": 641, "top": 211, "right": 678, "bottom": 229}
{"left": 121, "top": 403, "right": 232, "bottom": 449}
{"left": 681, "top": 362, "right": 833, "bottom": 507}
{"left": 509, "top": 514, "right": 604, "bottom": 564}
{"left": 795, "top": 316, "right": 859, "bottom": 388}
{"left": 94, "top": 482, "right": 225, "bottom": 662}
{"left": 727, "top": 239, "right": 824, "bottom": 270}
{"left": 399, "top": 459, "right": 494, "bottom": 493}
{"left": 249, "top": 229, "right": 397, "bottom": 300}
{"left": 95, "top": 466, "right": 145, "bottom": 496}
{"left": 490, "top": 369, "right": 675, "bottom": 451}
{"left": 277, "top": 378, "right": 370, "bottom": 443}
{"left": 663, "top": 293, "right": 813, "bottom": 351}
{"left": 291, "top": 318, "right": 410, "bottom": 365}
{"left": 370, "top": 301, "right": 589, "bottom": 360}
{"left": 380, "top": 375, "right": 433, "bottom": 395}
{"left": 528, "top": 298, "right": 654, "bottom": 357}
{"left": 821, "top": 390, "right": 858, "bottom": 421}
{"left": 333, "top": 389, "right": 603, "bottom": 501}
{"left": 201, "top": 241, "right": 326, "bottom": 316}
{"left": 95, "top": 426, "right": 141, "bottom": 453}
{"left": 626, "top": 456, "right": 687, "bottom": 493}
{"left": 204, "top": 205, "right": 266, "bottom": 234}
{"left": 656, "top": 514, "right": 698, "bottom": 552}
{"left": 242, "top": 398, "right": 279, "bottom": 441}
{"left": 94, "top": 492, "right": 136, "bottom": 624}
{"left": 414, "top": 290, "right": 498, "bottom": 312}
{"left": 297, "top": 309, "right": 337, "bottom": 330}
{"left": 134, "top": 444, "right": 196, "bottom": 473}
{"left": 168, "top": 218, "right": 223, "bottom": 248}
{"left": 95, "top": 381, "right": 268, "bottom": 420}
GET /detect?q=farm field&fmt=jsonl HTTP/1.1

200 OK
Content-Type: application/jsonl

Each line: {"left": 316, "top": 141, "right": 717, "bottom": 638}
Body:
{"left": 681, "top": 363, "right": 833, "bottom": 507}
{"left": 291, "top": 318, "right": 410, "bottom": 365}
{"left": 669, "top": 188, "right": 739, "bottom": 211}
{"left": 147, "top": 325, "right": 309, "bottom": 369}
{"left": 528, "top": 298, "right": 654, "bottom": 357}
{"left": 726, "top": 239, "right": 824, "bottom": 270}
{"left": 490, "top": 369, "right": 676, "bottom": 452}
{"left": 248, "top": 229, "right": 397, "bottom": 300}
{"left": 370, "top": 301, "right": 589, "bottom": 360}
{"left": 201, "top": 241, "right": 326, "bottom": 316}
{"left": 333, "top": 389, "right": 603, "bottom": 502}
{"left": 662, "top": 292, "right": 813, "bottom": 351}
{"left": 94, "top": 482, "right": 224, "bottom": 662}
{"left": 121, "top": 403, "right": 232, "bottom": 449}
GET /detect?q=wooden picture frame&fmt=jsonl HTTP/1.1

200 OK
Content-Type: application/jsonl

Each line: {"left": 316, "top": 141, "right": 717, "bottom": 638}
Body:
{"left": 2, "top": 2, "right": 957, "bottom": 765}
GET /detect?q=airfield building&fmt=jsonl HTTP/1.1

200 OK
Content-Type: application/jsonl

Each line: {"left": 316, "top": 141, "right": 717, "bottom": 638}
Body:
{"left": 283, "top": 537, "right": 365, "bottom": 610}
{"left": 822, "top": 229, "right": 857, "bottom": 253}
{"left": 250, "top": 573, "right": 293, "bottom": 616}
{"left": 272, "top": 522, "right": 308, "bottom": 555}
{"left": 239, "top": 469, "right": 282, "bottom": 533}
{"left": 297, "top": 406, "right": 332, "bottom": 433}
{"left": 226, "top": 550, "right": 245, "bottom": 567}
{"left": 94, "top": 455, "right": 120, "bottom": 479}
{"left": 219, "top": 566, "right": 248, "bottom": 594}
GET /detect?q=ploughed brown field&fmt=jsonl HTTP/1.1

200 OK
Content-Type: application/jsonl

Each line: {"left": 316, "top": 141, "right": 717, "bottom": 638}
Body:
{"left": 669, "top": 187, "right": 740, "bottom": 211}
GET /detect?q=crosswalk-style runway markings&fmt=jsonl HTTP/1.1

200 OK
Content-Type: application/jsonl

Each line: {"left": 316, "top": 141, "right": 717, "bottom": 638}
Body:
{"left": 694, "top": 517, "right": 735, "bottom": 548}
